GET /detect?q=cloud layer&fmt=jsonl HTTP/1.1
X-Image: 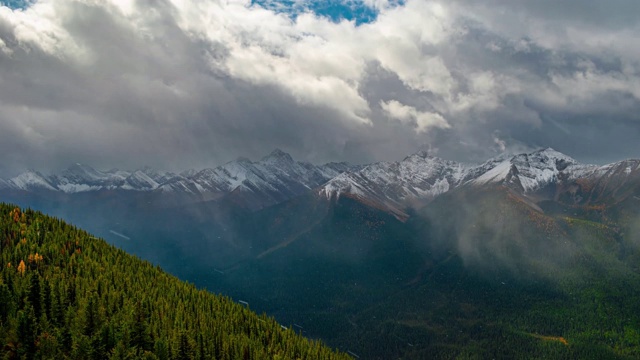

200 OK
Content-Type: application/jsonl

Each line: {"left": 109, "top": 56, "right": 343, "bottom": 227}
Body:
{"left": 0, "top": 0, "right": 639, "bottom": 175}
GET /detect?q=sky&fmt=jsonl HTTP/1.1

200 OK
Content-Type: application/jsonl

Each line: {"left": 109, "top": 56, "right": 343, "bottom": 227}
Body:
{"left": 0, "top": 0, "right": 639, "bottom": 175}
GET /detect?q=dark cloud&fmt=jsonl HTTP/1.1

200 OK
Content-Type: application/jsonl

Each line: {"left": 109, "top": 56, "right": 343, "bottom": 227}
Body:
{"left": 452, "top": 0, "right": 640, "bottom": 30}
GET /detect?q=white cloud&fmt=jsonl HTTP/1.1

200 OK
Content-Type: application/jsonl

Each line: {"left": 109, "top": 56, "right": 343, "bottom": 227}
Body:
{"left": 0, "top": 37, "right": 11, "bottom": 55}
{"left": 380, "top": 99, "right": 449, "bottom": 133}
{"left": 0, "top": 2, "right": 87, "bottom": 61}
{"left": 0, "top": 0, "right": 529, "bottom": 130}
{"left": 156, "top": 0, "right": 462, "bottom": 123}
{"left": 493, "top": 134, "right": 506, "bottom": 152}
{"left": 362, "top": 0, "right": 391, "bottom": 10}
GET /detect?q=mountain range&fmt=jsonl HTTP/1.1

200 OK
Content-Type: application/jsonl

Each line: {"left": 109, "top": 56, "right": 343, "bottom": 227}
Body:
{"left": 320, "top": 147, "right": 640, "bottom": 219}
{"left": 0, "top": 149, "right": 357, "bottom": 210}
{"left": 4, "top": 147, "right": 638, "bottom": 217}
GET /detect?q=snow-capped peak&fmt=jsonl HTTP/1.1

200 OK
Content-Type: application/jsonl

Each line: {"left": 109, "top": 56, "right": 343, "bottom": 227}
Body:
{"left": 319, "top": 150, "right": 469, "bottom": 217}
{"left": 0, "top": 150, "right": 358, "bottom": 203}
{"left": 261, "top": 149, "right": 295, "bottom": 166}
{"left": 48, "top": 164, "right": 128, "bottom": 193}
{"left": 59, "top": 163, "right": 108, "bottom": 181}
{"left": 6, "top": 148, "right": 630, "bottom": 216}
{"left": 8, "top": 170, "right": 57, "bottom": 191}
{"left": 155, "top": 150, "right": 360, "bottom": 208}
{"left": 263, "top": 148, "right": 291, "bottom": 159}
{"left": 471, "top": 148, "right": 580, "bottom": 192}
{"left": 122, "top": 170, "right": 160, "bottom": 191}
{"left": 318, "top": 147, "right": 607, "bottom": 218}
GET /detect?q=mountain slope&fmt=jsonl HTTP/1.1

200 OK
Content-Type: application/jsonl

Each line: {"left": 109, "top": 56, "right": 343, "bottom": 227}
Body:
{"left": 6, "top": 170, "right": 57, "bottom": 192}
{"left": 467, "top": 148, "right": 579, "bottom": 192}
{"left": 203, "top": 186, "right": 640, "bottom": 359}
{"left": 0, "top": 204, "right": 349, "bottom": 359}
{"left": 319, "top": 151, "right": 467, "bottom": 220}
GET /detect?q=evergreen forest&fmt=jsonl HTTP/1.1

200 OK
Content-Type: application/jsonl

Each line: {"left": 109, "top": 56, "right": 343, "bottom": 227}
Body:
{"left": 0, "top": 203, "right": 350, "bottom": 359}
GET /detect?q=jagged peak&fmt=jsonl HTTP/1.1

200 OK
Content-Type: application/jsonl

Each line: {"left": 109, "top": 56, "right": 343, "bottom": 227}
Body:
{"left": 482, "top": 151, "right": 513, "bottom": 164}
{"left": 469, "top": 148, "right": 581, "bottom": 192}
{"left": 8, "top": 169, "right": 56, "bottom": 190}
{"left": 269, "top": 148, "right": 288, "bottom": 156}
{"left": 261, "top": 148, "right": 294, "bottom": 163}
{"left": 404, "top": 149, "right": 440, "bottom": 161}
{"left": 481, "top": 148, "right": 577, "bottom": 168}
{"left": 529, "top": 147, "right": 577, "bottom": 162}
{"left": 11, "top": 169, "right": 49, "bottom": 179}
{"left": 508, "top": 148, "right": 578, "bottom": 173}
{"left": 59, "top": 163, "right": 104, "bottom": 179}
{"left": 20, "top": 168, "right": 46, "bottom": 176}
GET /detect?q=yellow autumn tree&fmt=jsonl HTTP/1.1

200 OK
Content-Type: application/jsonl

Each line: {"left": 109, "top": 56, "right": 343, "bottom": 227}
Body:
{"left": 12, "top": 207, "right": 20, "bottom": 223}
{"left": 28, "top": 253, "right": 42, "bottom": 263}
{"left": 17, "top": 260, "right": 26, "bottom": 275}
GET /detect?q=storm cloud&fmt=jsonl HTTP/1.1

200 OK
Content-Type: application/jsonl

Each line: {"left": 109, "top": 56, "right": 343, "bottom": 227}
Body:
{"left": 0, "top": 0, "right": 639, "bottom": 175}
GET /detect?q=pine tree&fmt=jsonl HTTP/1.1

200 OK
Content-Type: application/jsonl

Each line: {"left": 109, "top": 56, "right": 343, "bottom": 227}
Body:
{"left": 17, "top": 307, "right": 36, "bottom": 357}
{"left": 131, "top": 301, "right": 153, "bottom": 351}
{"left": 176, "top": 332, "right": 193, "bottom": 360}
{"left": 0, "top": 282, "right": 11, "bottom": 323}
{"left": 28, "top": 273, "right": 42, "bottom": 319}
{"left": 154, "top": 339, "right": 170, "bottom": 360}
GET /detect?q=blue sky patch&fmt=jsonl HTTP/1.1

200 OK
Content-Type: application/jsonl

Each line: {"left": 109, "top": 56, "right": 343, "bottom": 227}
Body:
{"left": 251, "top": 0, "right": 405, "bottom": 25}
{"left": 1, "top": 0, "right": 34, "bottom": 10}
{"left": 2, "top": 0, "right": 403, "bottom": 23}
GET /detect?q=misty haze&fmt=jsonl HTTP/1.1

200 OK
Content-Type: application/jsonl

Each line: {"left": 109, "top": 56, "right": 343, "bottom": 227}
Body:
{"left": 1, "top": 0, "right": 640, "bottom": 359}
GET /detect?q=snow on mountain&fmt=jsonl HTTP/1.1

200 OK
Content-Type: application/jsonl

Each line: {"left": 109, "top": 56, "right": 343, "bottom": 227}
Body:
{"left": 2, "top": 164, "right": 176, "bottom": 193}
{"left": 319, "top": 151, "right": 468, "bottom": 217}
{"left": 121, "top": 167, "right": 179, "bottom": 191}
{"left": 122, "top": 170, "right": 160, "bottom": 191}
{"left": 179, "top": 169, "right": 199, "bottom": 178}
{"left": 7, "top": 170, "right": 57, "bottom": 191}
{"left": 160, "top": 149, "right": 360, "bottom": 209}
{"left": 319, "top": 148, "right": 640, "bottom": 216}
{"left": 469, "top": 148, "right": 580, "bottom": 192}
{"left": 49, "top": 163, "right": 128, "bottom": 192}
{"left": 556, "top": 158, "right": 640, "bottom": 204}
{"left": 4, "top": 148, "right": 637, "bottom": 213}
{"left": 0, "top": 149, "right": 356, "bottom": 201}
{"left": 319, "top": 162, "right": 361, "bottom": 179}
{"left": 156, "top": 175, "right": 203, "bottom": 194}
{"left": 0, "top": 149, "right": 350, "bottom": 208}
{"left": 465, "top": 148, "right": 640, "bottom": 199}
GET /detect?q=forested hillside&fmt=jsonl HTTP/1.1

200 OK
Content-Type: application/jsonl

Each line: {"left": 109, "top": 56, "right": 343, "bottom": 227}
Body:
{"left": 0, "top": 203, "right": 349, "bottom": 359}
